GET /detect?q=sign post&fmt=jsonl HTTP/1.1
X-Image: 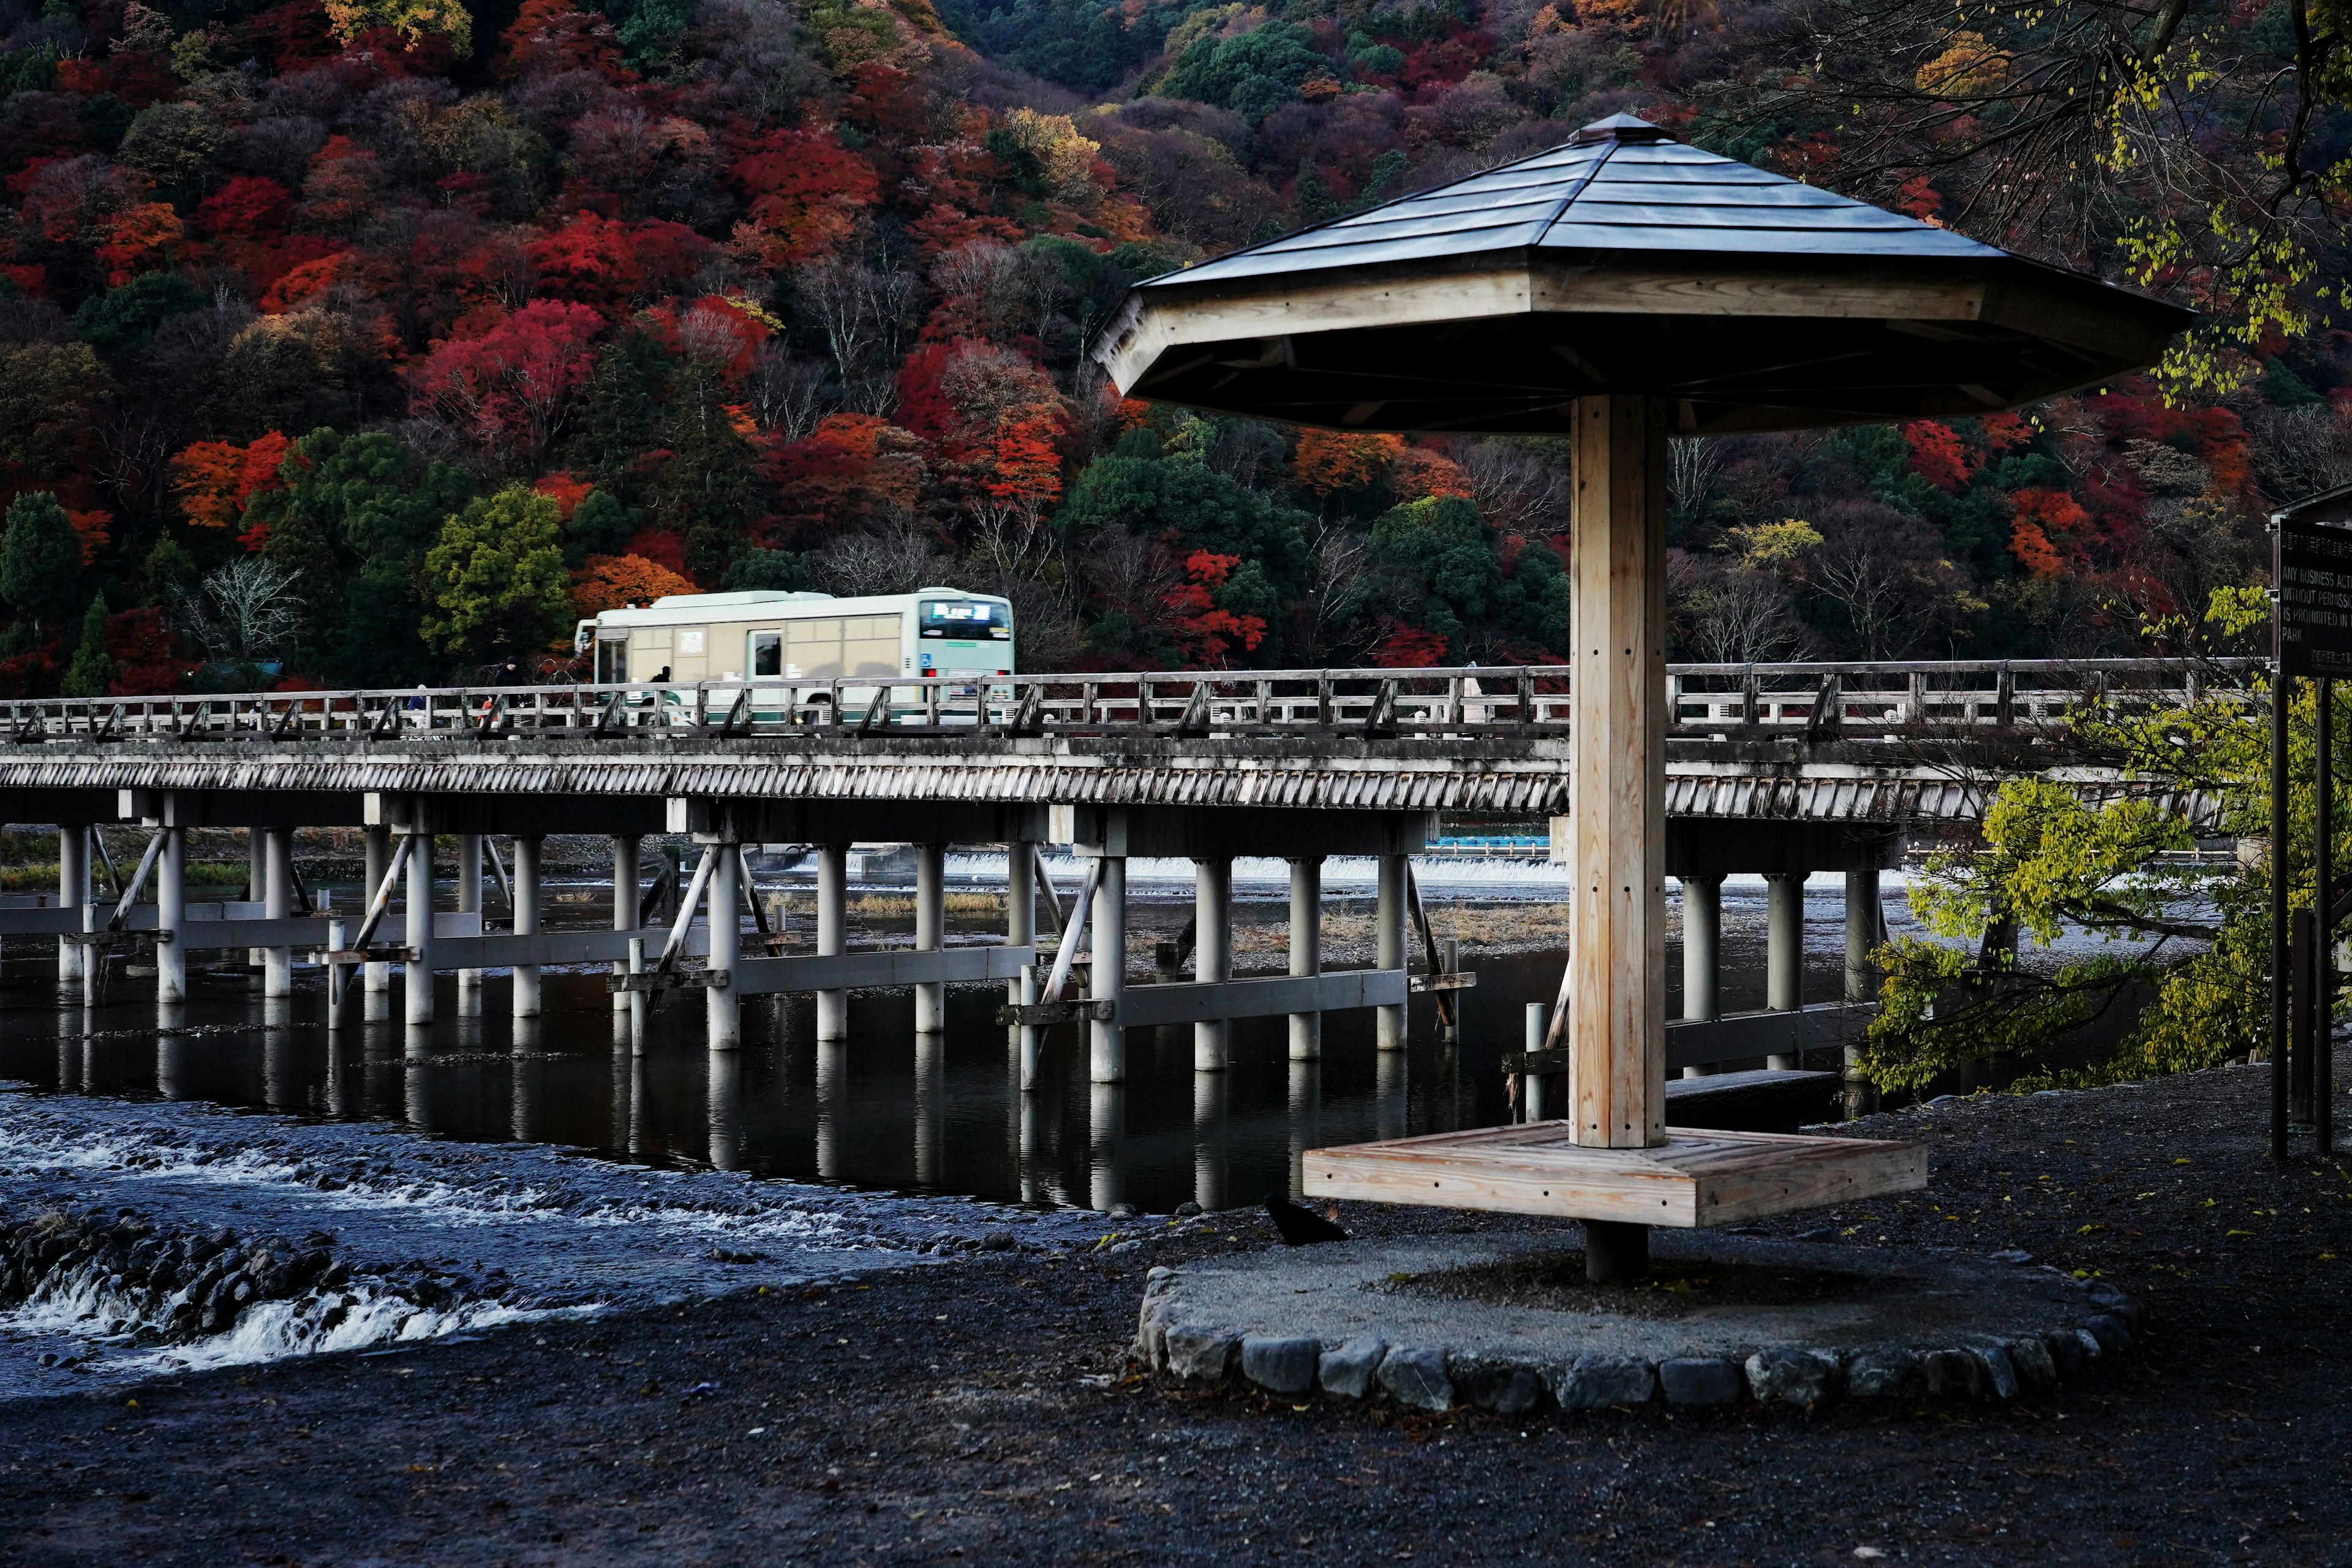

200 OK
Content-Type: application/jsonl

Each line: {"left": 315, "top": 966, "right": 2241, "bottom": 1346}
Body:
{"left": 2272, "top": 505, "right": 2352, "bottom": 1161}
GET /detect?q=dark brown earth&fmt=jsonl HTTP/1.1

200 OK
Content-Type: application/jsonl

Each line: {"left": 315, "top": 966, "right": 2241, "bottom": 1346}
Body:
{"left": 2, "top": 1063, "right": 2347, "bottom": 1567}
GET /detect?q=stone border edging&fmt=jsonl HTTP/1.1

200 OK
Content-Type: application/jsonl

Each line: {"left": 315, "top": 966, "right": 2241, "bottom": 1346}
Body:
{"left": 1135, "top": 1264, "right": 2144, "bottom": 1414}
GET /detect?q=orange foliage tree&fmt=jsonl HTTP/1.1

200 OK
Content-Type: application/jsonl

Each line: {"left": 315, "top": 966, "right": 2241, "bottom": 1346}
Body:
{"left": 170, "top": 432, "right": 294, "bottom": 530}
{"left": 1292, "top": 429, "right": 1402, "bottom": 496}
{"left": 572, "top": 552, "right": 698, "bottom": 617}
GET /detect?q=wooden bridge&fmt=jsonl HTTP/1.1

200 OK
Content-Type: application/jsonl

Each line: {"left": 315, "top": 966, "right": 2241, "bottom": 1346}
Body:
{"left": 0, "top": 658, "right": 2237, "bottom": 1090}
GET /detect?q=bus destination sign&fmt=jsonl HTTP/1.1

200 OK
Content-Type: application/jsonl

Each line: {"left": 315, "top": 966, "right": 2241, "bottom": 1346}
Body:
{"left": 2276, "top": 513, "right": 2352, "bottom": 676}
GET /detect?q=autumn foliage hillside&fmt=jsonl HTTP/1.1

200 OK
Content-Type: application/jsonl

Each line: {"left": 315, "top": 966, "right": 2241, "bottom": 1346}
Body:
{"left": 0, "top": 0, "right": 2340, "bottom": 695}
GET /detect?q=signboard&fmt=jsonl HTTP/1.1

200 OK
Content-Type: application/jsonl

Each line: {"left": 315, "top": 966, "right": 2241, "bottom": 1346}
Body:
{"left": 2275, "top": 513, "right": 2352, "bottom": 676}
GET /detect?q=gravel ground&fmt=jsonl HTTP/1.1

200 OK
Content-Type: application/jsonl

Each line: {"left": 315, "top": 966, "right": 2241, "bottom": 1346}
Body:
{"left": 1, "top": 1063, "right": 2346, "bottom": 1567}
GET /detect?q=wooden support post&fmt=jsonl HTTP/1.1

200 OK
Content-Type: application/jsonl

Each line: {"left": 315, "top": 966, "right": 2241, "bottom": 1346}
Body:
{"left": 1766, "top": 872, "right": 1804, "bottom": 1069}
{"left": 1089, "top": 854, "right": 1126, "bottom": 1083}
{"left": 58, "top": 824, "right": 86, "bottom": 986}
{"left": 2293, "top": 907, "right": 2315, "bottom": 1128}
{"left": 1679, "top": 875, "right": 1719, "bottom": 1078}
{"left": 1376, "top": 853, "right": 1408, "bottom": 1052}
{"left": 404, "top": 829, "right": 435, "bottom": 1025}
{"left": 456, "top": 832, "right": 482, "bottom": 1014}
{"left": 2321, "top": 676, "right": 2337, "bottom": 1156}
{"left": 1566, "top": 393, "right": 1667, "bottom": 1161}
{"left": 1525, "top": 1003, "right": 1548, "bottom": 1121}
{"left": 707, "top": 840, "right": 741, "bottom": 1051}
{"left": 262, "top": 826, "right": 293, "bottom": 998}
{"left": 363, "top": 826, "right": 390, "bottom": 995}
{"left": 815, "top": 843, "right": 848, "bottom": 1042}
{"left": 156, "top": 825, "right": 184, "bottom": 1005}
{"left": 913, "top": 842, "right": 946, "bottom": 1032}
{"left": 1289, "top": 857, "right": 1322, "bottom": 1061}
{"left": 1194, "top": 858, "right": 1232, "bottom": 1072}
{"left": 512, "top": 835, "right": 543, "bottom": 1019}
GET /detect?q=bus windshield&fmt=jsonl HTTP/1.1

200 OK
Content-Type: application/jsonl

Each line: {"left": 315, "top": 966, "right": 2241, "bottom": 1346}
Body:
{"left": 918, "top": 600, "right": 1009, "bottom": 639}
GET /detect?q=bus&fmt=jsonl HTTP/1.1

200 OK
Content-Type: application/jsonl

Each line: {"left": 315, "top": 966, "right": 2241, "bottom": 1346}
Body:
{"left": 573, "top": 589, "right": 1016, "bottom": 687}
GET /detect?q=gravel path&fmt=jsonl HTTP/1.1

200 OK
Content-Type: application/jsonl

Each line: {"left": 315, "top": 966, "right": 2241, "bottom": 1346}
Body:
{"left": 1, "top": 1063, "right": 2346, "bottom": 1566}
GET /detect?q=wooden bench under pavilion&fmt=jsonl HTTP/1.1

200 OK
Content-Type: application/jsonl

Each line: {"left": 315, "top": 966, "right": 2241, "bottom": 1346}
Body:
{"left": 1096, "top": 114, "right": 2192, "bottom": 1281}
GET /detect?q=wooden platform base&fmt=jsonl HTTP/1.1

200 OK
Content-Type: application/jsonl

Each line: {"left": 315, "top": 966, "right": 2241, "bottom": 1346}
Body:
{"left": 1303, "top": 1123, "right": 1926, "bottom": 1229}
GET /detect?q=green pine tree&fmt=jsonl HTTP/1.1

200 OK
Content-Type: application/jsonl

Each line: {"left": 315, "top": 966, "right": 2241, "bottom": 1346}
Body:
{"left": 0, "top": 492, "right": 82, "bottom": 633}
{"left": 1292, "top": 159, "right": 1341, "bottom": 229}
{"left": 59, "top": 592, "right": 115, "bottom": 697}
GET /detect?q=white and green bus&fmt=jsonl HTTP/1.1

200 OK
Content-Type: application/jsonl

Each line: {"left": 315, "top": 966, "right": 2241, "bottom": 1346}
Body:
{"left": 573, "top": 589, "right": 1016, "bottom": 687}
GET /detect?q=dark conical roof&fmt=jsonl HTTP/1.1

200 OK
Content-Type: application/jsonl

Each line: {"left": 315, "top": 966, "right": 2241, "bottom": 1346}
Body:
{"left": 1096, "top": 118, "right": 2191, "bottom": 436}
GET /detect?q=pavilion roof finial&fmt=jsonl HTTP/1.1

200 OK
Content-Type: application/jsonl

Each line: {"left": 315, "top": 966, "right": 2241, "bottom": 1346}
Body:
{"left": 1574, "top": 112, "right": 1673, "bottom": 145}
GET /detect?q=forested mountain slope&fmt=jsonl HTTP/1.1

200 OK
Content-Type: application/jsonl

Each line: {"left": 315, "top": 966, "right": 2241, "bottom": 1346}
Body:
{"left": 0, "top": 0, "right": 2340, "bottom": 690}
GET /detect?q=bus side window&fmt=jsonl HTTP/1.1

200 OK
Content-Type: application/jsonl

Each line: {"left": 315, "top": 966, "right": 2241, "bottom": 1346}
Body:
{"left": 750, "top": 631, "right": 782, "bottom": 678}
{"left": 597, "top": 638, "right": 627, "bottom": 682}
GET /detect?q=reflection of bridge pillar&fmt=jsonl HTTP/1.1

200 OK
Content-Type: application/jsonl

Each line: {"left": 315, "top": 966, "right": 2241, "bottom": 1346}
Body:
{"left": 263, "top": 997, "right": 295, "bottom": 1109}
{"left": 156, "top": 825, "right": 186, "bottom": 1005}
{"left": 158, "top": 1032, "right": 191, "bottom": 1100}
{"left": 1287, "top": 857, "right": 1322, "bottom": 1062}
{"left": 512, "top": 1018, "right": 543, "bottom": 1142}
{"left": 1089, "top": 855, "right": 1125, "bottom": 1083}
{"left": 1766, "top": 871, "right": 1804, "bottom": 1069}
{"left": 262, "top": 827, "right": 294, "bottom": 998}
{"left": 706, "top": 841, "right": 741, "bottom": 1050}
{"left": 1088, "top": 1081, "right": 1125, "bottom": 1213}
{"left": 707, "top": 1049, "right": 742, "bottom": 1172}
{"left": 1193, "top": 858, "right": 1231, "bottom": 1071}
{"left": 1287, "top": 1058, "right": 1320, "bottom": 1201}
{"left": 1194, "top": 1071, "right": 1227, "bottom": 1213}
{"left": 455, "top": 833, "right": 482, "bottom": 1014}
{"left": 404, "top": 1022, "right": 433, "bottom": 1128}
{"left": 914, "top": 1030, "right": 944, "bottom": 1187}
{"left": 914, "top": 842, "right": 946, "bottom": 1033}
{"left": 611, "top": 834, "right": 639, "bottom": 1013}
{"left": 326, "top": 1030, "right": 353, "bottom": 1118}
{"left": 1376, "top": 853, "right": 1408, "bottom": 1052}
{"left": 815, "top": 1040, "right": 848, "bottom": 1180}
{"left": 404, "top": 830, "right": 435, "bottom": 1024}
{"left": 57, "top": 824, "right": 87, "bottom": 986}
{"left": 1376, "top": 1045, "right": 1408, "bottom": 1142}
{"left": 1019, "top": 1091, "right": 1046, "bottom": 1206}
{"left": 628, "top": 1051, "right": 649, "bottom": 1161}
{"left": 363, "top": 826, "right": 390, "bottom": 995}
{"left": 815, "top": 843, "right": 849, "bottom": 1042}
{"left": 1679, "top": 875, "right": 1721, "bottom": 1077}
{"left": 512, "top": 835, "right": 543, "bottom": 1019}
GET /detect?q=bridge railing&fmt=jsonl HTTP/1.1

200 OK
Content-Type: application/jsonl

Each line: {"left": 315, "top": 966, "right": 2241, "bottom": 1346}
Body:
{"left": 0, "top": 658, "right": 2255, "bottom": 743}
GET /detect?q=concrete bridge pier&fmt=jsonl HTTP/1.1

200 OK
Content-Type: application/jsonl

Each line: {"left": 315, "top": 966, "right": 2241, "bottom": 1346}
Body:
{"left": 155, "top": 824, "right": 185, "bottom": 1005}
{"left": 815, "top": 843, "right": 849, "bottom": 1042}
{"left": 56, "top": 823, "right": 86, "bottom": 986}
{"left": 913, "top": 842, "right": 946, "bottom": 1033}
{"left": 1678, "top": 875, "right": 1721, "bottom": 1077}
{"left": 1287, "top": 1058, "right": 1320, "bottom": 1202}
{"left": 262, "top": 826, "right": 294, "bottom": 998}
{"left": 915, "top": 1031, "right": 944, "bottom": 1186}
{"left": 1844, "top": 868, "right": 1883, "bottom": 1117}
{"left": 1193, "top": 858, "right": 1232, "bottom": 1071}
{"left": 455, "top": 833, "right": 482, "bottom": 1016}
{"left": 1765, "top": 872, "right": 1806, "bottom": 1069}
{"left": 704, "top": 838, "right": 741, "bottom": 1050}
{"left": 1288, "top": 857, "right": 1322, "bottom": 1062}
{"left": 1004, "top": 840, "right": 1036, "bottom": 1003}
{"left": 611, "top": 835, "right": 639, "bottom": 1013}
{"left": 1376, "top": 1042, "right": 1408, "bottom": 1140}
{"left": 363, "top": 827, "right": 391, "bottom": 996}
{"left": 1089, "top": 1082, "right": 1125, "bottom": 1213}
{"left": 401, "top": 828, "right": 435, "bottom": 1025}
{"left": 1088, "top": 850, "right": 1125, "bottom": 1084}
{"left": 815, "top": 1040, "right": 846, "bottom": 1181}
{"left": 512, "top": 835, "right": 543, "bottom": 1019}
{"left": 707, "top": 1050, "right": 742, "bottom": 1172}
{"left": 1376, "top": 854, "right": 1408, "bottom": 1052}
{"left": 244, "top": 829, "right": 264, "bottom": 971}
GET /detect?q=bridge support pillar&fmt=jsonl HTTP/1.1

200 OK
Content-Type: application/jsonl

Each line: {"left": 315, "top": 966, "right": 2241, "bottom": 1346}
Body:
{"left": 1375, "top": 853, "right": 1408, "bottom": 1052}
{"left": 1192, "top": 857, "right": 1232, "bottom": 1072}
{"left": 915, "top": 1031, "right": 943, "bottom": 1186}
{"left": 56, "top": 824, "right": 86, "bottom": 987}
{"left": 363, "top": 827, "right": 390, "bottom": 995}
{"left": 513, "top": 835, "right": 543, "bottom": 1019}
{"left": 1088, "top": 853, "right": 1125, "bottom": 1083}
{"left": 1089, "top": 1082, "right": 1124, "bottom": 1213}
{"left": 403, "top": 829, "right": 434, "bottom": 1025}
{"left": 1766, "top": 872, "right": 1805, "bottom": 1069}
{"left": 1194, "top": 1069, "right": 1226, "bottom": 1213}
{"left": 1288, "top": 858, "right": 1322, "bottom": 1061}
{"left": 156, "top": 825, "right": 185, "bottom": 1005}
{"left": 455, "top": 833, "right": 481, "bottom": 1015}
{"left": 1287, "top": 1059, "right": 1319, "bottom": 1200}
{"left": 706, "top": 840, "right": 740, "bottom": 1050}
{"left": 262, "top": 826, "right": 293, "bottom": 998}
{"left": 913, "top": 842, "right": 946, "bottom": 1033}
{"left": 816, "top": 843, "right": 848, "bottom": 1042}
{"left": 245, "top": 829, "right": 264, "bottom": 971}
{"left": 1004, "top": 840, "right": 1035, "bottom": 1004}
{"left": 1679, "top": 875, "right": 1721, "bottom": 1077}
{"left": 610, "top": 835, "right": 639, "bottom": 1012}
{"left": 1844, "top": 868, "right": 1882, "bottom": 1117}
